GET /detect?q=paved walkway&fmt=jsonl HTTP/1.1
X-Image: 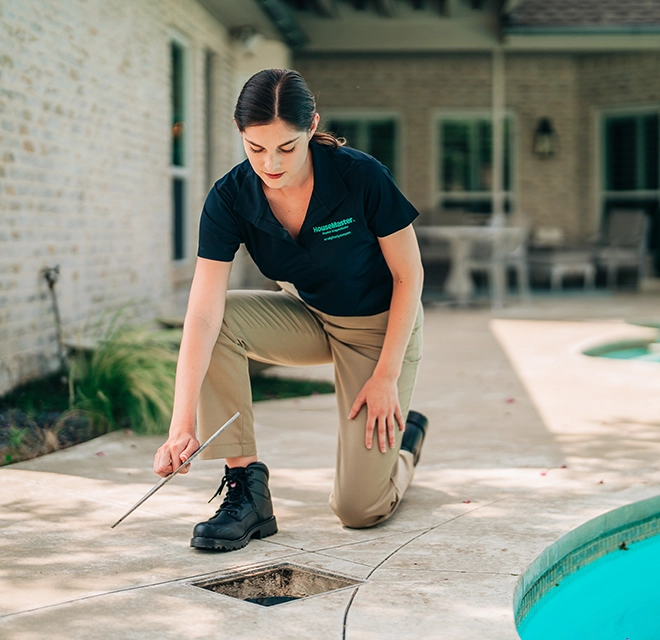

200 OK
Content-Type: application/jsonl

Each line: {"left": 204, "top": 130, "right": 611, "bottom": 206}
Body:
{"left": 2, "top": 293, "right": 660, "bottom": 639}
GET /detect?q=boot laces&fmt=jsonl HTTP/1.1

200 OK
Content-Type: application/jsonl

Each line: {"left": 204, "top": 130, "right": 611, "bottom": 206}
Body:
{"left": 209, "top": 470, "right": 256, "bottom": 516}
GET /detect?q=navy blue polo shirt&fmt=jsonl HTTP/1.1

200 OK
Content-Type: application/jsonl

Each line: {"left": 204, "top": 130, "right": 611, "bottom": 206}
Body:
{"left": 198, "top": 141, "right": 419, "bottom": 316}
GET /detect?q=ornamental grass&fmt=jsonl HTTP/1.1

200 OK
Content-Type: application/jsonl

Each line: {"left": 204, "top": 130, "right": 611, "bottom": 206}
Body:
{"left": 69, "top": 320, "right": 179, "bottom": 436}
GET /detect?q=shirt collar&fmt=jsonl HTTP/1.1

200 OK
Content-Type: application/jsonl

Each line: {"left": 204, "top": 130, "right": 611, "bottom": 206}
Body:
{"left": 308, "top": 141, "right": 349, "bottom": 214}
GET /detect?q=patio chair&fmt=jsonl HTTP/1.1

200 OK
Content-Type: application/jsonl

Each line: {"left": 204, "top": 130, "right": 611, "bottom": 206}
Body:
{"left": 594, "top": 209, "right": 648, "bottom": 288}
{"left": 465, "top": 225, "right": 531, "bottom": 303}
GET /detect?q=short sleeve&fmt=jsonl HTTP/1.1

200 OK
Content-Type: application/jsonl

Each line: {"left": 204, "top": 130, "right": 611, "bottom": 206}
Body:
{"left": 197, "top": 183, "right": 242, "bottom": 262}
{"left": 362, "top": 160, "right": 419, "bottom": 237}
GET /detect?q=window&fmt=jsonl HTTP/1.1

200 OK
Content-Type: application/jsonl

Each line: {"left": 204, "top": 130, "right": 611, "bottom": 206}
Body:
{"left": 170, "top": 38, "right": 189, "bottom": 261}
{"left": 325, "top": 116, "right": 399, "bottom": 179}
{"left": 604, "top": 114, "right": 658, "bottom": 192}
{"left": 171, "top": 41, "right": 186, "bottom": 169}
{"left": 436, "top": 116, "right": 512, "bottom": 216}
{"left": 602, "top": 111, "right": 659, "bottom": 274}
{"left": 172, "top": 178, "right": 185, "bottom": 261}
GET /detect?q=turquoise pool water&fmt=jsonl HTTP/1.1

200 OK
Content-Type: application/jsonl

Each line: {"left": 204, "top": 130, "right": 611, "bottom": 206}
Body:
{"left": 600, "top": 346, "right": 648, "bottom": 358}
{"left": 518, "top": 533, "right": 660, "bottom": 639}
{"left": 583, "top": 342, "right": 660, "bottom": 362}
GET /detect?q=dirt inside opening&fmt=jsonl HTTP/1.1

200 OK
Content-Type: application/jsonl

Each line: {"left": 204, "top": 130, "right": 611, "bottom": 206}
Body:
{"left": 190, "top": 563, "right": 361, "bottom": 607}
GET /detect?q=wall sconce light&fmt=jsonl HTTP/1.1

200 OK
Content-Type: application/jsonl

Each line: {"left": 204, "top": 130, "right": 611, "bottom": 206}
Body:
{"left": 533, "top": 117, "right": 556, "bottom": 158}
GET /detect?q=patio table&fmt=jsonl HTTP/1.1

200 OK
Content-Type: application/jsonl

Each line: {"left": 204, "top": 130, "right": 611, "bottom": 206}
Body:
{"left": 416, "top": 225, "right": 525, "bottom": 309}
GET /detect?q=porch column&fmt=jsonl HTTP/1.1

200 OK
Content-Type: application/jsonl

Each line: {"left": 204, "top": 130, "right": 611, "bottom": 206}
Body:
{"left": 491, "top": 46, "right": 506, "bottom": 227}
{"left": 491, "top": 46, "right": 506, "bottom": 309}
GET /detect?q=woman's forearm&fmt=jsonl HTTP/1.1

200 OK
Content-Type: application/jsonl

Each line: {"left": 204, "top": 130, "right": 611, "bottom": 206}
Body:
{"left": 169, "top": 312, "right": 225, "bottom": 433}
{"left": 373, "top": 224, "right": 424, "bottom": 382}
{"left": 373, "top": 267, "right": 423, "bottom": 381}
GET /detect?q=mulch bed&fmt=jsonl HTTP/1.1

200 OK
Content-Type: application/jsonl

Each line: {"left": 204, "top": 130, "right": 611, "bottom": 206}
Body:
{"left": 0, "top": 409, "right": 97, "bottom": 465}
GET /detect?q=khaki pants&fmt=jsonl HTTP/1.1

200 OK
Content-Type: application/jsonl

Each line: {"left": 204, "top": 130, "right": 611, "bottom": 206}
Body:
{"left": 198, "top": 289, "right": 424, "bottom": 529}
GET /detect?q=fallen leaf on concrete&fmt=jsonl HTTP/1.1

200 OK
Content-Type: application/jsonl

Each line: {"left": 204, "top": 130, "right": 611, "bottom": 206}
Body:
{"left": 95, "top": 451, "right": 104, "bottom": 456}
{"left": 505, "top": 396, "right": 515, "bottom": 403}
{"left": 540, "top": 470, "right": 547, "bottom": 476}
{"left": 462, "top": 500, "right": 471, "bottom": 504}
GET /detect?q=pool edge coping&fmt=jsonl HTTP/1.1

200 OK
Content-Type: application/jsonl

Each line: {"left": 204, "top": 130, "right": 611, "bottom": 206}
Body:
{"left": 514, "top": 493, "right": 660, "bottom": 630}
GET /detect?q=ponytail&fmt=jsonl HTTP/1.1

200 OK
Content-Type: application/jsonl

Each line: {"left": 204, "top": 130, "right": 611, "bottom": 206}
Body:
{"left": 311, "top": 131, "right": 346, "bottom": 149}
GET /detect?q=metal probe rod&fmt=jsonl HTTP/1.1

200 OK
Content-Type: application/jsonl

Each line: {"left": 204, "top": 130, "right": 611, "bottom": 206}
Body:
{"left": 111, "top": 411, "right": 240, "bottom": 528}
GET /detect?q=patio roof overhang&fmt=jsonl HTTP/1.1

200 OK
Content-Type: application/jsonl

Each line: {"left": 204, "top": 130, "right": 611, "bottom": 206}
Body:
{"left": 196, "top": 0, "right": 287, "bottom": 42}
{"left": 199, "top": 0, "right": 660, "bottom": 54}
{"left": 197, "top": 0, "right": 503, "bottom": 52}
{"left": 267, "top": 0, "right": 503, "bottom": 51}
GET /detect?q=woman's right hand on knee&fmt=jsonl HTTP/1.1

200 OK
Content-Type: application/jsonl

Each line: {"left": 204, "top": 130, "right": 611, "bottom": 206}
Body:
{"left": 153, "top": 429, "right": 200, "bottom": 478}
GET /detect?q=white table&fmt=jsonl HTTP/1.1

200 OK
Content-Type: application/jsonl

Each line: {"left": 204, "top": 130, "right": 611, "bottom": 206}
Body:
{"left": 416, "top": 225, "right": 527, "bottom": 309}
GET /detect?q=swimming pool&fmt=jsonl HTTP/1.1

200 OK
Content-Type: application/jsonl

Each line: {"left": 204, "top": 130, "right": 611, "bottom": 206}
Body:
{"left": 583, "top": 339, "right": 660, "bottom": 362}
{"left": 582, "top": 320, "right": 660, "bottom": 362}
{"left": 516, "top": 497, "right": 660, "bottom": 640}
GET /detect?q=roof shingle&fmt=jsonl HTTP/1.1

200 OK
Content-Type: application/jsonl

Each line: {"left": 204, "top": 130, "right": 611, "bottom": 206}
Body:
{"left": 506, "top": 0, "right": 660, "bottom": 28}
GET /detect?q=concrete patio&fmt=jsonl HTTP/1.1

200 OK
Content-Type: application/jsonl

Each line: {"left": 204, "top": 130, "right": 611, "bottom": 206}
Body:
{"left": 2, "top": 292, "right": 660, "bottom": 639}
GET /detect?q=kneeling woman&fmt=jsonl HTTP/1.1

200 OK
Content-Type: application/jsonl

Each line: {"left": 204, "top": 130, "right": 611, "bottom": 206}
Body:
{"left": 154, "top": 69, "right": 427, "bottom": 551}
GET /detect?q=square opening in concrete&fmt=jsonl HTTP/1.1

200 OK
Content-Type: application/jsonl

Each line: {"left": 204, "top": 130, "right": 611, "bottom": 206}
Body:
{"left": 190, "top": 562, "right": 362, "bottom": 607}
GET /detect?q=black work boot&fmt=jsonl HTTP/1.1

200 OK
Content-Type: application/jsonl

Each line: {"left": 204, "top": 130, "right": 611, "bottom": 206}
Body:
{"left": 401, "top": 410, "right": 428, "bottom": 467}
{"left": 190, "top": 462, "right": 277, "bottom": 551}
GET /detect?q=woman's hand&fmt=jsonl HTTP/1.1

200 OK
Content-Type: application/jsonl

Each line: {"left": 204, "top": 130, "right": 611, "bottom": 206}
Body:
{"left": 348, "top": 373, "right": 405, "bottom": 453}
{"left": 153, "top": 428, "right": 200, "bottom": 478}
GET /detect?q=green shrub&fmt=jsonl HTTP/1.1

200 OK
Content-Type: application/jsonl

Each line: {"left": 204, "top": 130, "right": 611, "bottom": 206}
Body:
{"left": 70, "top": 321, "right": 178, "bottom": 435}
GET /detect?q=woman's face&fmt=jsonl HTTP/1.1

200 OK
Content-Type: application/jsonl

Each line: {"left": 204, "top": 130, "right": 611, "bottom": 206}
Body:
{"left": 239, "top": 115, "right": 319, "bottom": 189}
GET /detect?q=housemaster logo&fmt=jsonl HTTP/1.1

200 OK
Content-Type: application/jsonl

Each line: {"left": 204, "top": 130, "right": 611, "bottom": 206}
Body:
{"left": 313, "top": 217, "right": 354, "bottom": 241}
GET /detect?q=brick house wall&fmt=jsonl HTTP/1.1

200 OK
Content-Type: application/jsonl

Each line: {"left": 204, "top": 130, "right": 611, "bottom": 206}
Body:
{"left": 506, "top": 53, "right": 582, "bottom": 241}
{"left": 295, "top": 51, "right": 659, "bottom": 244}
{"left": 0, "top": 0, "right": 237, "bottom": 394}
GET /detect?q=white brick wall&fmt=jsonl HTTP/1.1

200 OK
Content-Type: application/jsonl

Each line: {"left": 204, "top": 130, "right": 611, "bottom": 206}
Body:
{"left": 0, "top": 0, "right": 238, "bottom": 394}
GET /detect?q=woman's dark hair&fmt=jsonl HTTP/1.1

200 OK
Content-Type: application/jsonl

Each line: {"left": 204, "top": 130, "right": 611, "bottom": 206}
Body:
{"left": 234, "top": 69, "right": 345, "bottom": 149}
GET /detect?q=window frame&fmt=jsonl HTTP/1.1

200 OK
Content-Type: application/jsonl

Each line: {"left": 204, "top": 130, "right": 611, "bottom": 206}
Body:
{"left": 204, "top": 48, "right": 216, "bottom": 190}
{"left": 321, "top": 109, "right": 404, "bottom": 187}
{"left": 432, "top": 109, "right": 517, "bottom": 217}
{"left": 598, "top": 107, "right": 660, "bottom": 193}
{"left": 169, "top": 31, "right": 192, "bottom": 265}
{"left": 594, "top": 106, "right": 660, "bottom": 270}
